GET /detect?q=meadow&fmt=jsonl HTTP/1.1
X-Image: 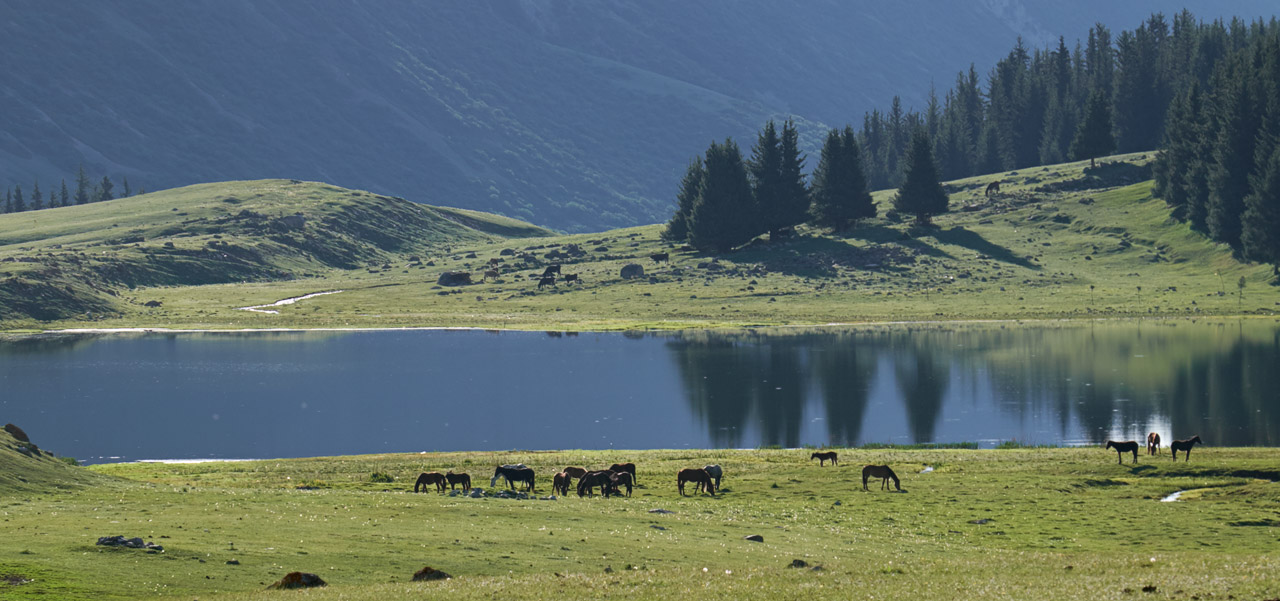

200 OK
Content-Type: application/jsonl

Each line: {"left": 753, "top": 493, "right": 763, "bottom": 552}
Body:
{"left": 3, "top": 427, "right": 1278, "bottom": 600}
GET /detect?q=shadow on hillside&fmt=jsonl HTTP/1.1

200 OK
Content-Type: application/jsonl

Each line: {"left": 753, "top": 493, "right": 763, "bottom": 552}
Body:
{"left": 933, "top": 226, "right": 1039, "bottom": 270}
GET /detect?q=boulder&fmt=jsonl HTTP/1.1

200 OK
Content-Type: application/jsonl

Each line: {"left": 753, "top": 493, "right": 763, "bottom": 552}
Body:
{"left": 267, "top": 572, "right": 326, "bottom": 590}
{"left": 743, "top": 534, "right": 764, "bottom": 542}
{"left": 437, "top": 271, "right": 472, "bottom": 286}
{"left": 412, "top": 566, "right": 451, "bottom": 582}
{"left": 620, "top": 264, "right": 644, "bottom": 279}
{"left": 4, "top": 423, "right": 30, "bottom": 443}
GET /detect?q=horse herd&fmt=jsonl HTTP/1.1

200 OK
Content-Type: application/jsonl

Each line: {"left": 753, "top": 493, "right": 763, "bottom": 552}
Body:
{"left": 1105, "top": 433, "right": 1203, "bottom": 464}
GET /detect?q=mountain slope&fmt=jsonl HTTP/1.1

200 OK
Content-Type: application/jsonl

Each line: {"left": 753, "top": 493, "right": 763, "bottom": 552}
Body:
{"left": 2, "top": 1, "right": 1275, "bottom": 231}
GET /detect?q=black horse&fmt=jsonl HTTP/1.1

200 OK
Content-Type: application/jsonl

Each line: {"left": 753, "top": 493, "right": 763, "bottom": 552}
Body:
{"left": 1105, "top": 440, "right": 1140, "bottom": 464}
{"left": 577, "top": 470, "right": 616, "bottom": 497}
{"left": 492, "top": 465, "right": 535, "bottom": 491}
{"left": 1170, "top": 435, "right": 1202, "bottom": 462}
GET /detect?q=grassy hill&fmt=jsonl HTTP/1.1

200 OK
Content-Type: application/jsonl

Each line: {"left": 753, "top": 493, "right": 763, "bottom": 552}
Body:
{"left": 3, "top": 153, "right": 1276, "bottom": 332}
{"left": 0, "top": 425, "right": 106, "bottom": 496}
{"left": 0, "top": 180, "right": 550, "bottom": 324}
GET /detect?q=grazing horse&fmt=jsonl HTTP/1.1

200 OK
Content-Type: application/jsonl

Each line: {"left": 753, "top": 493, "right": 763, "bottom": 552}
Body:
{"left": 610, "top": 471, "right": 635, "bottom": 497}
{"left": 562, "top": 466, "right": 588, "bottom": 481}
{"left": 492, "top": 465, "right": 536, "bottom": 491}
{"left": 1170, "top": 435, "right": 1202, "bottom": 462}
{"left": 677, "top": 468, "right": 715, "bottom": 496}
{"left": 810, "top": 451, "right": 838, "bottom": 466}
{"left": 1147, "top": 432, "right": 1161, "bottom": 455}
{"left": 985, "top": 180, "right": 1001, "bottom": 196}
{"left": 538, "top": 275, "right": 556, "bottom": 289}
{"left": 1105, "top": 440, "right": 1140, "bottom": 464}
{"left": 483, "top": 269, "right": 500, "bottom": 282}
{"left": 608, "top": 462, "right": 637, "bottom": 484}
{"left": 445, "top": 471, "right": 471, "bottom": 492}
{"left": 702, "top": 464, "right": 723, "bottom": 490}
{"left": 542, "top": 265, "right": 561, "bottom": 277}
{"left": 862, "top": 465, "right": 901, "bottom": 491}
{"left": 552, "top": 472, "right": 572, "bottom": 496}
{"left": 650, "top": 252, "right": 669, "bottom": 263}
{"left": 577, "top": 470, "right": 616, "bottom": 497}
{"left": 414, "top": 472, "right": 447, "bottom": 493}
{"left": 562, "top": 273, "right": 579, "bottom": 284}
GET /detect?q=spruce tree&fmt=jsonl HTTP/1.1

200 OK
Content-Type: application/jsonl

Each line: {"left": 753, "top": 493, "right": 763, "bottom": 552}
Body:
{"left": 74, "top": 165, "right": 91, "bottom": 205}
{"left": 663, "top": 158, "right": 704, "bottom": 242}
{"left": 1153, "top": 84, "right": 1197, "bottom": 219}
{"left": 776, "top": 120, "right": 810, "bottom": 236}
{"left": 31, "top": 180, "right": 43, "bottom": 211}
{"left": 893, "top": 129, "right": 949, "bottom": 225}
{"left": 1070, "top": 90, "right": 1115, "bottom": 168}
{"left": 59, "top": 179, "right": 70, "bottom": 208}
{"left": 748, "top": 121, "right": 783, "bottom": 238}
{"left": 2, "top": 188, "right": 10, "bottom": 214}
{"left": 12, "top": 185, "right": 25, "bottom": 213}
{"left": 809, "top": 127, "right": 874, "bottom": 230}
{"left": 1206, "top": 76, "right": 1256, "bottom": 250}
{"left": 688, "top": 139, "right": 754, "bottom": 253}
{"left": 1241, "top": 145, "right": 1280, "bottom": 273}
{"left": 97, "top": 176, "right": 115, "bottom": 202}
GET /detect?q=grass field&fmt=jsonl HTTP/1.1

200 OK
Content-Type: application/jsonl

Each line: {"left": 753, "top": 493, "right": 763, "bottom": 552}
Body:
{"left": 2, "top": 427, "right": 1279, "bottom": 600}
{"left": 2, "top": 154, "right": 1278, "bottom": 333}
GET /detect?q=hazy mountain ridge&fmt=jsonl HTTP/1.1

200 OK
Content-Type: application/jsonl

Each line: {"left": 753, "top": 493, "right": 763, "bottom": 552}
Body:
{"left": 2, "top": 1, "right": 1274, "bottom": 231}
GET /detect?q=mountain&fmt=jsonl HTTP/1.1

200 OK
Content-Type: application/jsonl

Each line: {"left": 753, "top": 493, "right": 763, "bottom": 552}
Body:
{"left": 1, "top": 1, "right": 1276, "bottom": 231}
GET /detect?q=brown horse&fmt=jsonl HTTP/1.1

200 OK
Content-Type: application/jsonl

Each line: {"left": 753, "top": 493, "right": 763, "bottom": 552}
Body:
{"left": 862, "top": 465, "right": 901, "bottom": 491}
{"left": 445, "top": 471, "right": 471, "bottom": 492}
{"left": 677, "top": 468, "right": 715, "bottom": 496}
{"left": 414, "top": 472, "right": 447, "bottom": 493}
{"left": 608, "top": 462, "right": 637, "bottom": 483}
{"left": 985, "top": 180, "right": 1001, "bottom": 196}
{"left": 810, "top": 451, "right": 838, "bottom": 466}
{"left": 577, "top": 470, "right": 616, "bottom": 497}
{"left": 1105, "top": 440, "right": 1140, "bottom": 464}
{"left": 1147, "top": 432, "right": 1161, "bottom": 455}
{"left": 562, "top": 466, "right": 588, "bottom": 480}
{"left": 610, "top": 471, "right": 634, "bottom": 497}
{"left": 1170, "top": 435, "right": 1202, "bottom": 462}
{"left": 552, "top": 472, "right": 572, "bottom": 496}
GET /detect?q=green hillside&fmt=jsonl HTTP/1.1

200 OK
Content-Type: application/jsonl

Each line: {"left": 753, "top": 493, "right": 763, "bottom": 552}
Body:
{"left": 0, "top": 180, "right": 550, "bottom": 324}
{"left": 0, "top": 425, "right": 105, "bottom": 496}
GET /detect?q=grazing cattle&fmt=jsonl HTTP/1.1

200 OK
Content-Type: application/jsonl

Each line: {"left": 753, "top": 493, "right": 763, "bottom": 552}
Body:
{"left": 610, "top": 471, "right": 635, "bottom": 497}
{"left": 553, "top": 472, "right": 572, "bottom": 496}
{"left": 702, "top": 464, "right": 723, "bottom": 490}
{"left": 1147, "top": 432, "right": 1161, "bottom": 456}
{"left": 414, "top": 472, "right": 447, "bottom": 493}
{"left": 577, "top": 470, "right": 616, "bottom": 497}
{"left": 1105, "top": 440, "right": 1140, "bottom": 464}
{"left": 677, "top": 468, "right": 715, "bottom": 496}
{"left": 810, "top": 451, "right": 838, "bottom": 466}
{"left": 542, "top": 265, "right": 561, "bottom": 277}
{"left": 650, "top": 252, "right": 669, "bottom": 263}
{"left": 985, "top": 180, "right": 1002, "bottom": 196}
{"left": 445, "top": 471, "right": 471, "bottom": 492}
{"left": 608, "top": 462, "right": 637, "bottom": 483}
{"left": 1170, "top": 435, "right": 1202, "bottom": 462}
{"left": 862, "top": 465, "right": 901, "bottom": 491}
{"left": 562, "top": 273, "right": 579, "bottom": 284}
{"left": 538, "top": 275, "right": 556, "bottom": 289}
{"left": 492, "top": 464, "right": 535, "bottom": 491}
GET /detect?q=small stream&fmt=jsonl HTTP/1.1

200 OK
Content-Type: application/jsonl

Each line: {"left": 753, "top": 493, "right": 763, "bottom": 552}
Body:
{"left": 237, "top": 290, "right": 344, "bottom": 314}
{"left": 1160, "top": 490, "right": 1186, "bottom": 502}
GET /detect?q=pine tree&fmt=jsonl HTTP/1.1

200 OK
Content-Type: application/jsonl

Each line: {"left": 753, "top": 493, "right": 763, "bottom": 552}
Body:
{"left": 59, "top": 179, "right": 70, "bottom": 208}
{"left": 748, "top": 121, "right": 783, "bottom": 238}
{"left": 663, "top": 158, "right": 704, "bottom": 242}
{"left": 97, "top": 176, "right": 115, "bottom": 202}
{"left": 31, "top": 180, "right": 43, "bottom": 211}
{"left": 74, "top": 165, "right": 91, "bottom": 205}
{"left": 1070, "top": 90, "right": 1115, "bottom": 168}
{"left": 1153, "top": 83, "right": 1199, "bottom": 219}
{"left": 809, "top": 127, "right": 874, "bottom": 230}
{"left": 688, "top": 139, "right": 755, "bottom": 253}
{"left": 893, "top": 129, "right": 949, "bottom": 225}
{"left": 1241, "top": 145, "right": 1280, "bottom": 273}
{"left": 2, "top": 188, "right": 10, "bottom": 214}
{"left": 776, "top": 120, "right": 809, "bottom": 237}
{"left": 12, "top": 185, "right": 26, "bottom": 213}
{"left": 122, "top": 176, "right": 131, "bottom": 198}
{"left": 1206, "top": 74, "right": 1257, "bottom": 250}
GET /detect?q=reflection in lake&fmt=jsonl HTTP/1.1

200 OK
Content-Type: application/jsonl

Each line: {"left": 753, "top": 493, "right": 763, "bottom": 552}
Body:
{"left": 0, "top": 319, "right": 1276, "bottom": 462}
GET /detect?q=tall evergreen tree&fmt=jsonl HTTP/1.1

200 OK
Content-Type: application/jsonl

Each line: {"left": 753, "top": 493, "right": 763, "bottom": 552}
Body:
{"left": 2, "top": 188, "right": 10, "bottom": 214}
{"left": 776, "top": 120, "right": 810, "bottom": 236}
{"left": 74, "top": 165, "right": 91, "bottom": 205}
{"left": 809, "top": 127, "right": 874, "bottom": 230}
{"left": 688, "top": 139, "right": 754, "bottom": 253}
{"left": 97, "top": 176, "right": 115, "bottom": 202}
{"left": 31, "top": 180, "right": 43, "bottom": 211}
{"left": 1206, "top": 73, "right": 1257, "bottom": 250}
{"left": 1070, "top": 89, "right": 1116, "bottom": 167}
{"left": 663, "top": 158, "right": 704, "bottom": 242}
{"left": 1153, "top": 83, "right": 1200, "bottom": 219}
{"left": 1241, "top": 145, "right": 1280, "bottom": 273}
{"left": 748, "top": 121, "right": 783, "bottom": 237}
{"left": 122, "top": 176, "right": 132, "bottom": 198}
{"left": 12, "top": 185, "right": 26, "bottom": 212}
{"left": 59, "top": 179, "right": 70, "bottom": 208}
{"left": 893, "top": 129, "right": 949, "bottom": 225}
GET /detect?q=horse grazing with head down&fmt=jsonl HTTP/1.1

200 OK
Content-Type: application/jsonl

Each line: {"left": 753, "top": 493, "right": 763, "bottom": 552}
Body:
{"left": 985, "top": 180, "right": 1002, "bottom": 196}
{"left": 1170, "top": 435, "right": 1202, "bottom": 462}
{"left": 677, "top": 468, "right": 715, "bottom": 496}
{"left": 445, "top": 471, "right": 471, "bottom": 492}
{"left": 552, "top": 472, "right": 572, "bottom": 496}
{"left": 414, "top": 472, "right": 447, "bottom": 493}
{"left": 492, "top": 465, "right": 536, "bottom": 491}
{"left": 577, "top": 470, "right": 616, "bottom": 497}
{"left": 610, "top": 471, "right": 635, "bottom": 497}
{"left": 1147, "top": 432, "right": 1161, "bottom": 455}
{"left": 608, "top": 463, "right": 637, "bottom": 484}
{"left": 702, "top": 465, "right": 723, "bottom": 490}
{"left": 810, "top": 451, "right": 838, "bottom": 466}
{"left": 1105, "top": 440, "right": 1140, "bottom": 464}
{"left": 862, "top": 465, "right": 901, "bottom": 491}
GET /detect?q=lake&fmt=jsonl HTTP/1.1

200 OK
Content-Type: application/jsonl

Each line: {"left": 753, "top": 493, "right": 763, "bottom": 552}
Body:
{"left": 2, "top": 319, "right": 1277, "bottom": 463}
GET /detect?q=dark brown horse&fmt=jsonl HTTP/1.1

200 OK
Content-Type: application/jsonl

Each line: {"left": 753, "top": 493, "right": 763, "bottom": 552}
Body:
{"left": 445, "top": 471, "right": 471, "bottom": 492}
{"left": 677, "top": 468, "right": 715, "bottom": 496}
{"left": 610, "top": 471, "right": 634, "bottom": 497}
{"left": 862, "top": 465, "right": 901, "bottom": 491}
{"left": 562, "top": 466, "right": 587, "bottom": 481}
{"left": 577, "top": 470, "right": 616, "bottom": 497}
{"left": 1170, "top": 435, "right": 1202, "bottom": 462}
{"left": 608, "top": 462, "right": 637, "bottom": 483}
{"left": 492, "top": 465, "right": 536, "bottom": 491}
{"left": 414, "top": 472, "right": 447, "bottom": 493}
{"left": 552, "top": 472, "right": 572, "bottom": 496}
{"left": 985, "top": 180, "right": 1001, "bottom": 196}
{"left": 810, "top": 451, "right": 838, "bottom": 466}
{"left": 1147, "top": 432, "right": 1161, "bottom": 455}
{"left": 1105, "top": 440, "right": 1140, "bottom": 464}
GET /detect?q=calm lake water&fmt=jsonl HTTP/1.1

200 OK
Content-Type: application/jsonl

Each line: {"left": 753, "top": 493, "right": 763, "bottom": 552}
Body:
{"left": 2, "top": 319, "right": 1277, "bottom": 463}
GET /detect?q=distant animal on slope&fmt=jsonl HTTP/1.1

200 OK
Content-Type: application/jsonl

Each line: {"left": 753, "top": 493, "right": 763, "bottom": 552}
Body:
{"left": 492, "top": 464, "right": 535, "bottom": 491}
{"left": 562, "top": 273, "right": 579, "bottom": 284}
{"left": 414, "top": 472, "right": 447, "bottom": 493}
{"left": 608, "top": 462, "right": 637, "bottom": 483}
{"left": 577, "top": 470, "right": 617, "bottom": 497}
{"left": 542, "top": 265, "right": 561, "bottom": 277}
{"left": 702, "top": 464, "right": 723, "bottom": 490}
{"left": 1170, "top": 435, "right": 1202, "bottom": 462}
{"left": 650, "top": 252, "right": 669, "bottom": 263}
{"left": 1147, "top": 432, "right": 1161, "bottom": 455}
{"left": 445, "top": 471, "right": 471, "bottom": 492}
{"left": 677, "top": 468, "right": 715, "bottom": 496}
{"left": 810, "top": 451, "right": 838, "bottom": 466}
{"left": 985, "top": 180, "right": 1001, "bottom": 196}
{"left": 483, "top": 269, "right": 500, "bottom": 282}
{"left": 538, "top": 275, "right": 556, "bottom": 289}
{"left": 862, "top": 465, "right": 901, "bottom": 491}
{"left": 553, "top": 471, "right": 572, "bottom": 496}
{"left": 1105, "top": 440, "right": 1140, "bottom": 464}
{"left": 610, "top": 471, "right": 635, "bottom": 497}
